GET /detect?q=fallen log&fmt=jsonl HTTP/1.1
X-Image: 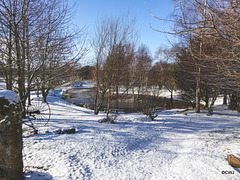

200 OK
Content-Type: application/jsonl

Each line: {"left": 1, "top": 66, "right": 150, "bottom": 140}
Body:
{"left": 227, "top": 154, "right": 240, "bottom": 168}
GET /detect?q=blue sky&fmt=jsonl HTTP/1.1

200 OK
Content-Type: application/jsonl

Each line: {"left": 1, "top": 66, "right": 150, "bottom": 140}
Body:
{"left": 70, "top": 0, "right": 175, "bottom": 61}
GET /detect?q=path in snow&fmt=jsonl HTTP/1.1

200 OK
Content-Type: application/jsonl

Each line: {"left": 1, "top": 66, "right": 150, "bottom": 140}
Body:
{"left": 23, "top": 96, "right": 240, "bottom": 180}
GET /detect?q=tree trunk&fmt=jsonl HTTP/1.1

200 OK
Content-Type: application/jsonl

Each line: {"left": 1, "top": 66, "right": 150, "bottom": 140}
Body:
{"left": 195, "top": 0, "right": 207, "bottom": 113}
{"left": 223, "top": 91, "right": 227, "bottom": 105}
{"left": 106, "top": 87, "right": 111, "bottom": 119}
{"left": 195, "top": 67, "right": 201, "bottom": 113}
{"left": 42, "top": 92, "right": 47, "bottom": 103}
{"left": 204, "top": 89, "right": 209, "bottom": 108}
{"left": 229, "top": 93, "right": 240, "bottom": 111}
{"left": 15, "top": 30, "right": 25, "bottom": 106}
{"left": 170, "top": 91, "right": 173, "bottom": 108}
{"left": 94, "top": 92, "right": 99, "bottom": 115}
{"left": 26, "top": 19, "right": 31, "bottom": 106}
{"left": 6, "top": 28, "right": 13, "bottom": 90}
{"left": 132, "top": 87, "right": 135, "bottom": 102}
{"left": 94, "top": 90, "right": 106, "bottom": 115}
{"left": 42, "top": 87, "right": 51, "bottom": 103}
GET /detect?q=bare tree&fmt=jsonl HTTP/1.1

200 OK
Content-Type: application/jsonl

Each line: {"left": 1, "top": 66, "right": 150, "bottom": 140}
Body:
{"left": 35, "top": 0, "right": 87, "bottom": 102}
{"left": 147, "top": 0, "right": 240, "bottom": 112}
{"left": 92, "top": 15, "right": 137, "bottom": 118}
{"left": 173, "top": 0, "right": 240, "bottom": 112}
{"left": 134, "top": 44, "right": 152, "bottom": 102}
{"left": 155, "top": 46, "right": 177, "bottom": 107}
{"left": 0, "top": 0, "right": 42, "bottom": 109}
{"left": 0, "top": 0, "right": 87, "bottom": 110}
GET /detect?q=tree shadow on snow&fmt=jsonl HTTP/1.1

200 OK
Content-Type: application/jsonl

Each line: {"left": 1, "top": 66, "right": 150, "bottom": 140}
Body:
{"left": 233, "top": 167, "right": 240, "bottom": 174}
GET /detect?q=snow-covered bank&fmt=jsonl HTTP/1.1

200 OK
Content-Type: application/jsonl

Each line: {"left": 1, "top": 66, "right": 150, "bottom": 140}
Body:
{"left": 23, "top": 95, "right": 240, "bottom": 180}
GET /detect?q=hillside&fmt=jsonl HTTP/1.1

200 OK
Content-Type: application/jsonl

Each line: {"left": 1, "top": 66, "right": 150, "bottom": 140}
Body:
{"left": 23, "top": 95, "right": 240, "bottom": 180}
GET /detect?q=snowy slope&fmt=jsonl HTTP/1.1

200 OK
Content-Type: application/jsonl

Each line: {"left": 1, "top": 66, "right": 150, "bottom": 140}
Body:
{"left": 23, "top": 95, "right": 240, "bottom": 180}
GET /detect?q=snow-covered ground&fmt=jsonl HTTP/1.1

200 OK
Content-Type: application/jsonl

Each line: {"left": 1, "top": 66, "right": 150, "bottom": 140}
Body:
{"left": 22, "top": 93, "right": 240, "bottom": 180}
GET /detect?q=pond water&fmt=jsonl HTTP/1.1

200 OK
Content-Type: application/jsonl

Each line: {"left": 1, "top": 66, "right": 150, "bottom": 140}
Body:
{"left": 65, "top": 88, "right": 189, "bottom": 113}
